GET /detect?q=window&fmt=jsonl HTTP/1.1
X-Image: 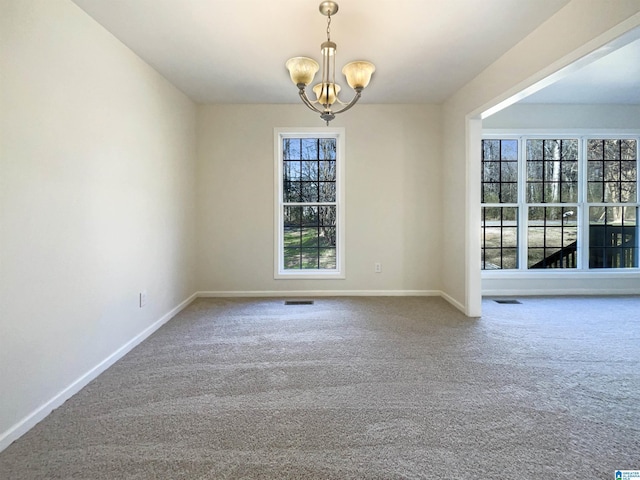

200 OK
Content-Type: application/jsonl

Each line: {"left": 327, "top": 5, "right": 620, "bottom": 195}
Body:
{"left": 481, "top": 135, "right": 639, "bottom": 271}
{"left": 275, "top": 128, "right": 345, "bottom": 278}
{"left": 587, "top": 139, "right": 638, "bottom": 268}
{"left": 481, "top": 139, "right": 519, "bottom": 270}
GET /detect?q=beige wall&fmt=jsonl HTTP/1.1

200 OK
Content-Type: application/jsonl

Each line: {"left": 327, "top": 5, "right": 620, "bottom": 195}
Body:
{"left": 196, "top": 104, "right": 442, "bottom": 294}
{"left": 442, "top": 1, "right": 640, "bottom": 315}
{"left": 0, "top": 0, "right": 197, "bottom": 442}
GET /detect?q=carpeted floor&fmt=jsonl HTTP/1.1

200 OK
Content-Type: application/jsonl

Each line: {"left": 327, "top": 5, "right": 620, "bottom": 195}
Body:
{"left": 1, "top": 296, "right": 639, "bottom": 479}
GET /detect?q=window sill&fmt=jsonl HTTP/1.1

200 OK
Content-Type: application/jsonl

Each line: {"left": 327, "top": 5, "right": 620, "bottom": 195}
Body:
{"left": 482, "top": 269, "right": 640, "bottom": 280}
{"left": 275, "top": 271, "right": 346, "bottom": 280}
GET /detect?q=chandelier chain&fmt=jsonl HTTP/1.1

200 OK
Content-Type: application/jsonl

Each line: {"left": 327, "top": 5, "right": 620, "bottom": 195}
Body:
{"left": 326, "top": 14, "right": 331, "bottom": 41}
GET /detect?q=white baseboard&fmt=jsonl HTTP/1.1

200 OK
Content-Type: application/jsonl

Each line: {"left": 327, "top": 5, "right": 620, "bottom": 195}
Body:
{"left": 482, "top": 288, "right": 640, "bottom": 297}
{"left": 198, "top": 289, "right": 470, "bottom": 314}
{"left": 0, "top": 292, "right": 198, "bottom": 453}
{"left": 439, "top": 291, "right": 468, "bottom": 315}
{"left": 197, "top": 290, "right": 441, "bottom": 298}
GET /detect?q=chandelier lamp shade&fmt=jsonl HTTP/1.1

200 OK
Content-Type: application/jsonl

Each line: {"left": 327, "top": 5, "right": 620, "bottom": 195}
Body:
{"left": 285, "top": 1, "right": 376, "bottom": 125}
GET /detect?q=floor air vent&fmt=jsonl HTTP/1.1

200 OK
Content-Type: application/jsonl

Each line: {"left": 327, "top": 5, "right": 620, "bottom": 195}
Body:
{"left": 284, "top": 300, "right": 314, "bottom": 305}
{"left": 494, "top": 299, "right": 522, "bottom": 304}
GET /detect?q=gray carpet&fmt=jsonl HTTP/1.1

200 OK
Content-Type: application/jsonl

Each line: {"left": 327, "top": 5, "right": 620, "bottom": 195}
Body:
{"left": 1, "top": 296, "right": 639, "bottom": 479}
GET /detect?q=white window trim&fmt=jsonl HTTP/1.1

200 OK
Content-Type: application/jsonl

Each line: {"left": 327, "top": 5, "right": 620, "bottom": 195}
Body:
{"left": 481, "top": 130, "right": 640, "bottom": 279}
{"left": 274, "top": 127, "right": 346, "bottom": 279}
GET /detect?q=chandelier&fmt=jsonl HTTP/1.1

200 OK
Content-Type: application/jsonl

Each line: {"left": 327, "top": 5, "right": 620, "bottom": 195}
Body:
{"left": 285, "top": 1, "right": 376, "bottom": 125}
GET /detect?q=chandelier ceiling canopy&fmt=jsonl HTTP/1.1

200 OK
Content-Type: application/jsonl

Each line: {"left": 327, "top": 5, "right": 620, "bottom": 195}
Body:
{"left": 285, "top": 1, "right": 376, "bottom": 125}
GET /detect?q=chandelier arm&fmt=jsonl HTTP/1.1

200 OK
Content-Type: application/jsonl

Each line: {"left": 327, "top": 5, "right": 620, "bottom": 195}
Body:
{"left": 298, "top": 87, "right": 325, "bottom": 114}
{"left": 327, "top": 88, "right": 363, "bottom": 115}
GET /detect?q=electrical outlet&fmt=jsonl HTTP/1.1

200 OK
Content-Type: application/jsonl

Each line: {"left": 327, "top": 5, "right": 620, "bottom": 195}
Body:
{"left": 139, "top": 291, "right": 147, "bottom": 308}
{"left": 374, "top": 262, "right": 382, "bottom": 273}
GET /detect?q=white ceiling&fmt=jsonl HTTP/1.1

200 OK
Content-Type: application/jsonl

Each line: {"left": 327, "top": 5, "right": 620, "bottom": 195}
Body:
{"left": 520, "top": 36, "right": 640, "bottom": 104}
{"left": 71, "top": 0, "right": 573, "bottom": 104}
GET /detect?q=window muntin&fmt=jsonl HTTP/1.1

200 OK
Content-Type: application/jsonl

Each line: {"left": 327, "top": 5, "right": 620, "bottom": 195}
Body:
{"left": 527, "top": 206, "right": 578, "bottom": 269}
{"left": 482, "top": 139, "right": 518, "bottom": 203}
{"left": 283, "top": 206, "right": 336, "bottom": 269}
{"left": 482, "top": 135, "right": 639, "bottom": 272}
{"left": 587, "top": 139, "right": 637, "bottom": 203}
{"left": 481, "top": 207, "right": 518, "bottom": 270}
{"left": 275, "top": 129, "right": 344, "bottom": 278}
{"left": 526, "top": 139, "right": 578, "bottom": 203}
{"left": 589, "top": 206, "right": 637, "bottom": 268}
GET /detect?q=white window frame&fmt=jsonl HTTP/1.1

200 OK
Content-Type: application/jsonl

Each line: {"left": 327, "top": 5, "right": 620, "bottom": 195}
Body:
{"left": 482, "top": 129, "right": 640, "bottom": 279}
{"left": 274, "top": 127, "right": 346, "bottom": 279}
